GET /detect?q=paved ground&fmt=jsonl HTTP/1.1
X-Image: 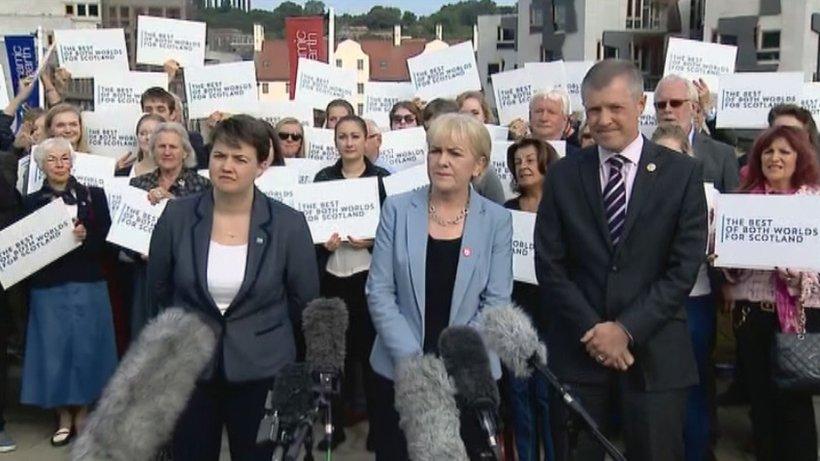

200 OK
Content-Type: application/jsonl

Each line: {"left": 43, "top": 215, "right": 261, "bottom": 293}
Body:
{"left": 1, "top": 361, "right": 817, "bottom": 460}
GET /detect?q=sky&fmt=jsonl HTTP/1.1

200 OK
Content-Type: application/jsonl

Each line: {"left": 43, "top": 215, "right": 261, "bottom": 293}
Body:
{"left": 253, "top": 0, "right": 516, "bottom": 16}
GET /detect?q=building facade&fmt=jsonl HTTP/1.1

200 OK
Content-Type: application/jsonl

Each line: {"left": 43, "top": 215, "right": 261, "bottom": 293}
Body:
{"left": 202, "top": 0, "right": 251, "bottom": 12}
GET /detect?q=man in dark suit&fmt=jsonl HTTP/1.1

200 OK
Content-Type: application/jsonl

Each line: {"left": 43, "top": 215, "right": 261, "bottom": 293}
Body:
{"left": 535, "top": 59, "right": 707, "bottom": 461}
{"left": 654, "top": 74, "right": 740, "bottom": 460}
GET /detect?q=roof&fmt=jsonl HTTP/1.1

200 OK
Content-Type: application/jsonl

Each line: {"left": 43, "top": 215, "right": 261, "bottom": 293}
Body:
{"left": 360, "top": 39, "right": 427, "bottom": 81}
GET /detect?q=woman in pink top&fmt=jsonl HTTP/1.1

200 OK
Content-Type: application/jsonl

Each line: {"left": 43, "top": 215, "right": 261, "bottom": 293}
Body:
{"left": 719, "top": 125, "right": 820, "bottom": 461}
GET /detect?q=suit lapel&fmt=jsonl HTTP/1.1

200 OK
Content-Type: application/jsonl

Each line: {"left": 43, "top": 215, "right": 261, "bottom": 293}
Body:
{"left": 192, "top": 193, "right": 221, "bottom": 316}
{"left": 449, "top": 188, "right": 482, "bottom": 323}
{"left": 225, "top": 189, "right": 273, "bottom": 316}
{"left": 406, "top": 189, "right": 428, "bottom": 323}
{"left": 616, "top": 140, "right": 661, "bottom": 253}
{"left": 579, "top": 150, "right": 615, "bottom": 251}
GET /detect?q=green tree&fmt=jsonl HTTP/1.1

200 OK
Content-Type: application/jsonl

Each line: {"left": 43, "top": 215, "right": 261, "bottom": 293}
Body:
{"left": 401, "top": 11, "right": 417, "bottom": 26}
{"left": 303, "top": 0, "right": 325, "bottom": 15}
{"left": 364, "top": 6, "right": 402, "bottom": 29}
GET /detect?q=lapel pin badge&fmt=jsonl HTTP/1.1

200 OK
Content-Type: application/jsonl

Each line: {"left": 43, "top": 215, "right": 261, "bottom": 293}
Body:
{"left": 256, "top": 237, "right": 264, "bottom": 245}
{"left": 646, "top": 163, "right": 657, "bottom": 172}
{"left": 463, "top": 247, "right": 472, "bottom": 258}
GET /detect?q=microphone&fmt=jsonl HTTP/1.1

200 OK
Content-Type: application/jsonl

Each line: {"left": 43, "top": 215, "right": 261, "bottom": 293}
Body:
{"left": 478, "top": 305, "right": 626, "bottom": 461}
{"left": 438, "top": 326, "right": 501, "bottom": 461}
{"left": 257, "top": 362, "right": 317, "bottom": 461}
{"left": 71, "top": 308, "right": 217, "bottom": 461}
{"left": 394, "top": 355, "right": 469, "bottom": 461}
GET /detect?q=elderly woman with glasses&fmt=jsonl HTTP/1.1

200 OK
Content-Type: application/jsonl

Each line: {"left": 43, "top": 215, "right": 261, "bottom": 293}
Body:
{"left": 19, "top": 137, "right": 118, "bottom": 447}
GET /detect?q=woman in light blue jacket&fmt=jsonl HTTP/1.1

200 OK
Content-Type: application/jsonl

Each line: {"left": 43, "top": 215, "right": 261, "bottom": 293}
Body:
{"left": 366, "top": 113, "right": 513, "bottom": 460}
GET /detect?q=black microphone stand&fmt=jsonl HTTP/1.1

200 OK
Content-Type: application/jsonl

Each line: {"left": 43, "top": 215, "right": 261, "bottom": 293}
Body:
{"left": 313, "top": 369, "right": 341, "bottom": 461}
{"left": 527, "top": 355, "right": 627, "bottom": 461}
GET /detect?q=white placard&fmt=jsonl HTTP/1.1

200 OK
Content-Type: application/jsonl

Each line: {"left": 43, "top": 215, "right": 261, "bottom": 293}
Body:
{"left": 106, "top": 185, "right": 168, "bottom": 255}
{"left": 16, "top": 156, "right": 29, "bottom": 195}
{"left": 0, "top": 65, "right": 9, "bottom": 109}
{"left": 640, "top": 92, "right": 657, "bottom": 137}
{"left": 254, "top": 166, "right": 300, "bottom": 207}
{"left": 252, "top": 100, "right": 314, "bottom": 127}
{"left": 802, "top": 83, "right": 820, "bottom": 123}
{"left": 377, "top": 127, "right": 427, "bottom": 172}
{"left": 407, "top": 41, "right": 481, "bottom": 100}
{"left": 304, "top": 127, "right": 339, "bottom": 164}
{"left": 94, "top": 71, "right": 168, "bottom": 111}
{"left": 26, "top": 153, "right": 45, "bottom": 195}
{"left": 383, "top": 163, "right": 429, "bottom": 197}
{"left": 295, "top": 58, "right": 357, "bottom": 111}
{"left": 363, "top": 82, "right": 415, "bottom": 128}
{"left": 565, "top": 61, "right": 594, "bottom": 112}
{"left": 72, "top": 153, "right": 116, "bottom": 190}
{"left": 104, "top": 177, "right": 132, "bottom": 219}
{"left": 717, "top": 72, "right": 804, "bottom": 129}
{"left": 663, "top": 37, "right": 737, "bottom": 93}
{"left": 524, "top": 60, "right": 568, "bottom": 94}
{"left": 548, "top": 140, "right": 567, "bottom": 158}
{"left": 0, "top": 199, "right": 81, "bottom": 289}
{"left": 510, "top": 210, "right": 537, "bottom": 284}
{"left": 714, "top": 194, "right": 820, "bottom": 271}
{"left": 284, "top": 158, "right": 328, "bottom": 184}
{"left": 136, "top": 16, "right": 207, "bottom": 68}
{"left": 54, "top": 29, "right": 128, "bottom": 79}
{"left": 491, "top": 68, "right": 534, "bottom": 125}
{"left": 185, "top": 61, "right": 258, "bottom": 119}
{"left": 490, "top": 140, "right": 515, "bottom": 201}
{"left": 294, "top": 177, "right": 381, "bottom": 243}
{"left": 83, "top": 109, "right": 142, "bottom": 159}
{"left": 485, "top": 124, "right": 509, "bottom": 141}
{"left": 704, "top": 182, "right": 719, "bottom": 254}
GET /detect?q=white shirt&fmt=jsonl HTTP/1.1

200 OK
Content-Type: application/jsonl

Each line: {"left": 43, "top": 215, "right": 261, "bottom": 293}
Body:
{"left": 207, "top": 241, "right": 248, "bottom": 315}
{"left": 598, "top": 134, "right": 644, "bottom": 211}
{"left": 326, "top": 243, "right": 372, "bottom": 278}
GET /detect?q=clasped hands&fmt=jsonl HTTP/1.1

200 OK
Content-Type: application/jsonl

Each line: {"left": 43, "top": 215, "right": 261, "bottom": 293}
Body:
{"left": 581, "top": 321, "right": 634, "bottom": 372}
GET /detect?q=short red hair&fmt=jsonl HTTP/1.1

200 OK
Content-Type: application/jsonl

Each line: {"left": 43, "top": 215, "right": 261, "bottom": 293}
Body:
{"left": 739, "top": 125, "right": 820, "bottom": 192}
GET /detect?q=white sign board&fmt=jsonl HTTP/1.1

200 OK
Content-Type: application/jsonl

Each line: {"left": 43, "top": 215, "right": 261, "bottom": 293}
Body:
{"left": 0, "top": 200, "right": 81, "bottom": 289}
{"left": 565, "top": 61, "right": 594, "bottom": 112}
{"left": 802, "top": 83, "right": 820, "bottom": 123}
{"left": 548, "top": 140, "right": 567, "bottom": 159}
{"left": 284, "top": 158, "right": 328, "bottom": 184}
{"left": 0, "top": 65, "right": 9, "bottom": 109}
{"left": 363, "top": 82, "right": 416, "bottom": 128}
{"left": 383, "top": 163, "right": 429, "bottom": 197}
{"left": 104, "top": 177, "right": 132, "bottom": 219}
{"left": 106, "top": 185, "right": 168, "bottom": 255}
{"left": 304, "top": 127, "right": 339, "bottom": 164}
{"left": 407, "top": 41, "right": 481, "bottom": 100}
{"left": 136, "top": 16, "right": 207, "bottom": 68}
{"left": 252, "top": 100, "right": 314, "bottom": 127}
{"left": 295, "top": 177, "right": 381, "bottom": 243}
{"left": 54, "top": 29, "right": 128, "bottom": 79}
{"left": 717, "top": 72, "right": 804, "bottom": 129}
{"left": 254, "top": 166, "right": 300, "bottom": 208}
{"left": 524, "top": 60, "right": 568, "bottom": 94}
{"left": 714, "top": 194, "right": 820, "bottom": 271}
{"left": 94, "top": 71, "right": 168, "bottom": 112}
{"left": 185, "top": 61, "right": 258, "bottom": 119}
{"left": 295, "top": 58, "right": 357, "bottom": 111}
{"left": 16, "top": 156, "right": 29, "bottom": 195}
{"left": 639, "top": 92, "right": 657, "bottom": 137}
{"left": 485, "top": 124, "right": 509, "bottom": 141}
{"left": 510, "top": 210, "right": 537, "bottom": 284}
{"left": 491, "top": 68, "right": 534, "bottom": 125}
{"left": 72, "top": 153, "right": 116, "bottom": 190}
{"left": 83, "top": 109, "right": 142, "bottom": 159}
{"left": 663, "top": 37, "right": 737, "bottom": 93}
{"left": 26, "top": 153, "right": 45, "bottom": 195}
{"left": 378, "top": 127, "right": 427, "bottom": 172}
{"left": 490, "top": 140, "right": 515, "bottom": 201}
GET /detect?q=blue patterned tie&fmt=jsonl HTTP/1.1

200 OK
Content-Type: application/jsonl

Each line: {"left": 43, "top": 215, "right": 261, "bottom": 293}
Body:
{"left": 603, "top": 155, "right": 627, "bottom": 245}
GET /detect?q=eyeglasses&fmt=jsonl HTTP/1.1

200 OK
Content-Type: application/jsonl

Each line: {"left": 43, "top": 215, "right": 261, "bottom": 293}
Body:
{"left": 278, "top": 132, "right": 303, "bottom": 142}
{"left": 45, "top": 156, "right": 71, "bottom": 165}
{"left": 653, "top": 99, "right": 689, "bottom": 110}
{"left": 391, "top": 115, "right": 416, "bottom": 124}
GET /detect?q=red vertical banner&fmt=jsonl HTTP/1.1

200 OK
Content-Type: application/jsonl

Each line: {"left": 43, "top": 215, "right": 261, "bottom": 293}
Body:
{"left": 285, "top": 16, "right": 327, "bottom": 100}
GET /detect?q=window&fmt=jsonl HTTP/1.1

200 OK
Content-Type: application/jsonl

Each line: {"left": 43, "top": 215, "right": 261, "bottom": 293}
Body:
{"left": 65, "top": 4, "right": 74, "bottom": 15}
{"left": 487, "top": 62, "right": 501, "bottom": 83}
{"left": 148, "top": 7, "right": 162, "bottom": 16}
{"left": 77, "top": 4, "right": 87, "bottom": 16}
{"left": 553, "top": 1, "right": 567, "bottom": 32}
{"left": 357, "top": 103, "right": 364, "bottom": 115}
{"left": 109, "top": 6, "right": 117, "bottom": 17}
{"left": 530, "top": 2, "right": 543, "bottom": 28}
{"left": 719, "top": 35, "right": 738, "bottom": 46}
{"left": 357, "top": 83, "right": 364, "bottom": 94}
{"left": 336, "top": 59, "right": 342, "bottom": 67}
{"left": 89, "top": 4, "right": 98, "bottom": 16}
{"left": 120, "top": 6, "right": 129, "bottom": 16}
{"left": 262, "top": 83, "right": 269, "bottom": 94}
{"left": 357, "top": 59, "right": 364, "bottom": 70}
{"left": 167, "top": 8, "right": 181, "bottom": 19}
{"left": 497, "top": 27, "right": 515, "bottom": 43}
{"left": 758, "top": 30, "right": 780, "bottom": 62}
{"left": 379, "top": 60, "right": 388, "bottom": 70}
{"left": 285, "top": 82, "right": 291, "bottom": 94}
{"left": 604, "top": 45, "right": 618, "bottom": 59}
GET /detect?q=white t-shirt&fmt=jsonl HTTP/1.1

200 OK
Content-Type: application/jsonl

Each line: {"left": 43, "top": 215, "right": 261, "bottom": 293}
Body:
{"left": 207, "top": 241, "right": 248, "bottom": 315}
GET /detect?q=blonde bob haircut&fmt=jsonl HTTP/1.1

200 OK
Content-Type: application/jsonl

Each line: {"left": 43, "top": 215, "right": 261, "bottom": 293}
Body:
{"left": 148, "top": 122, "right": 197, "bottom": 169}
{"left": 32, "top": 137, "right": 75, "bottom": 170}
{"left": 426, "top": 112, "right": 491, "bottom": 172}
{"left": 456, "top": 90, "right": 496, "bottom": 124}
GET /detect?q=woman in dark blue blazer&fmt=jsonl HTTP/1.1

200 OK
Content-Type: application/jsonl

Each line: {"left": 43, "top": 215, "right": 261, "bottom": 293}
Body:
{"left": 147, "top": 115, "right": 320, "bottom": 461}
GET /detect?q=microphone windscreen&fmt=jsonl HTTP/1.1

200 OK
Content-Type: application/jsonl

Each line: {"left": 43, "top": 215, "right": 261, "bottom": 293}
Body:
{"left": 71, "top": 308, "right": 217, "bottom": 461}
{"left": 437, "top": 326, "right": 499, "bottom": 409}
{"left": 302, "top": 297, "right": 348, "bottom": 372}
{"left": 271, "top": 362, "right": 314, "bottom": 426}
{"left": 394, "top": 355, "right": 469, "bottom": 461}
{"left": 478, "top": 304, "right": 546, "bottom": 379}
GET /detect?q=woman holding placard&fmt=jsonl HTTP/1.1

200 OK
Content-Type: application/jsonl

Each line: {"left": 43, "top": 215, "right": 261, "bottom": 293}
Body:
{"left": 147, "top": 115, "right": 319, "bottom": 460}
{"left": 313, "top": 114, "right": 390, "bottom": 450}
{"left": 45, "top": 103, "right": 89, "bottom": 153}
{"left": 503, "top": 138, "right": 559, "bottom": 461}
{"left": 718, "top": 125, "right": 820, "bottom": 461}
{"left": 19, "top": 137, "right": 117, "bottom": 447}
{"left": 367, "top": 113, "right": 513, "bottom": 460}
{"left": 115, "top": 114, "right": 164, "bottom": 177}
{"left": 275, "top": 117, "right": 305, "bottom": 159}
{"left": 324, "top": 99, "right": 355, "bottom": 130}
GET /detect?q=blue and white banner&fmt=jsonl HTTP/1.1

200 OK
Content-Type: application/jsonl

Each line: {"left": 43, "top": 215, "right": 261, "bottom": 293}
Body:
{"left": 3, "top": 35, "right": 40, "bottom": 121}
